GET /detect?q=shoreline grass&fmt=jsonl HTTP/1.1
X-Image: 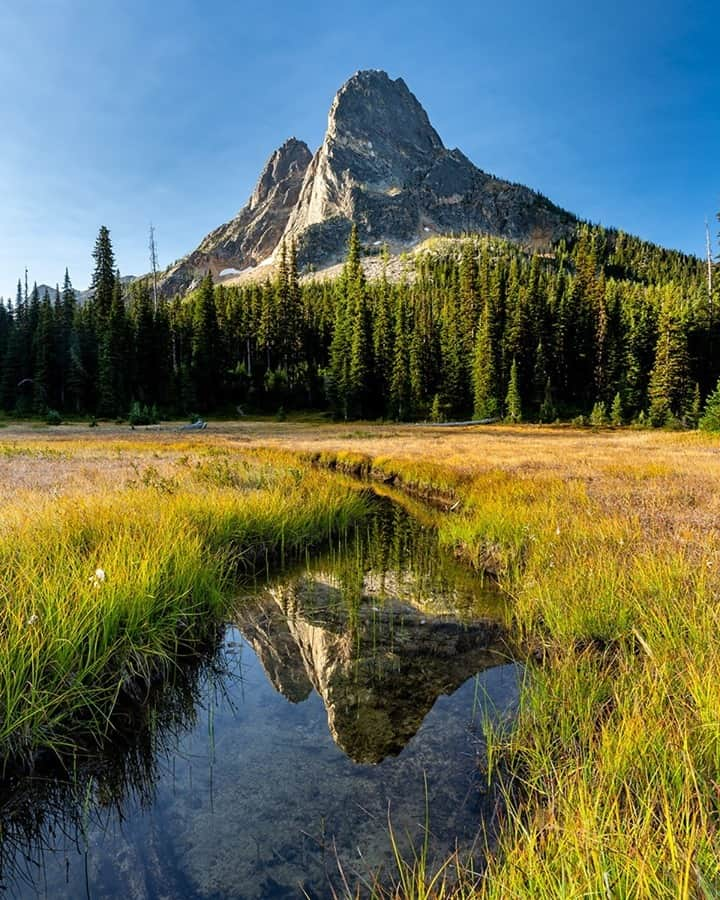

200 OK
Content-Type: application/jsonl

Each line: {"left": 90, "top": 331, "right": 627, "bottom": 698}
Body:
{"left": 0, "top": 444, "right": 369, "bottom": 768}
{"left": 305, "top": 436, "right": 720, "bottom": 897}
{"left": 5, "top": 423, "right": 720, "bottom": 896}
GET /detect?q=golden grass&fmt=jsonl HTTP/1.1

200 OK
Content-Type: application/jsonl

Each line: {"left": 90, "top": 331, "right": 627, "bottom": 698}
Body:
{"left": 218, "top": 421, "right": 720, "bottom": 899}
{"left": 4, "top": 421, "right": 720, "bottom": 895}
{"left": 0, "top": 438, "right": 368, "bottom": 764}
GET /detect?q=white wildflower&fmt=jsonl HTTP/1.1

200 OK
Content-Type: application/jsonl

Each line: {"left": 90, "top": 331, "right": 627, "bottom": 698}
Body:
{"left": 27, "top": 614, "right": 38, "bottom": 626}
{"left": 89, "top": 568, "right": 107, "bottom": 588}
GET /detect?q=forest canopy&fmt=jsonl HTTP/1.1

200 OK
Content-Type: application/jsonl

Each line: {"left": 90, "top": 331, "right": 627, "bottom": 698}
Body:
{"left": 0, "top": 221, "right": 716, "bottom": 427}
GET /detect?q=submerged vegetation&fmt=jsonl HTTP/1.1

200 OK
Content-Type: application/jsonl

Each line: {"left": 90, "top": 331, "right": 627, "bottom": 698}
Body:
{"left": 304, "top": 427, "right": 720, "bottom": 897}
{"left": 0, "top": 439, "right": 368, "bottom": 766}
{"left": 3, "top": 422, "right": 720, "bottom": 897}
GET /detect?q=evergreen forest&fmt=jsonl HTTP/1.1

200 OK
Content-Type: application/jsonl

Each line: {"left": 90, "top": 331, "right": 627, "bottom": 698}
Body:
{"left": 1, "top": 221, "right": 718, "bottom": 427}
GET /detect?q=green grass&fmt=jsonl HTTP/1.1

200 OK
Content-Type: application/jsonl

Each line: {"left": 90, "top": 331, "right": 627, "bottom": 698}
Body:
{"left": 0, "top": 448, "right": 368, "bottom": 766}
{"left": 309, "top": 446, "right": 720, "bottom": 899}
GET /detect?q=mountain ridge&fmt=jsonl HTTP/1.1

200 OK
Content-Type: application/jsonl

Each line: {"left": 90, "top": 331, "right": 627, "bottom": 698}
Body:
{"left": 157, "top": 70, "right": 576, "bottom": 295}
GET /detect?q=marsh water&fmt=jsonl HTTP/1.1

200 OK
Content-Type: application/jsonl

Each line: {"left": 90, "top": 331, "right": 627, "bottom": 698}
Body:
{"left": 0, "top": 494, "right": 520, "bottom": 899}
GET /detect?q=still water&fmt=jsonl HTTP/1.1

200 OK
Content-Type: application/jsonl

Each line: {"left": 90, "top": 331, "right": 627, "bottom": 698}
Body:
{"left": 0, "top": 496, "right": 520, "bottom": 899}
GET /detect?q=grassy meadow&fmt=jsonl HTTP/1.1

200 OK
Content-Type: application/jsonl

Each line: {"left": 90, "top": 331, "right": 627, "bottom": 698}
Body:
{"left": 2, "top": 418, "right": 720, "bottom": 897}
{"left": 0, "top": 433, "right": 369, "bottom": 767}
{"left": 272, "top": 421, "right": 720, "bottom": 899}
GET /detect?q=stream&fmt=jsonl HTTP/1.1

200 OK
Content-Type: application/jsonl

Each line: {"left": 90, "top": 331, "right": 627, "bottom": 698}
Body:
{"left": 0, "top": 494, "right": 521, "bottom": 899}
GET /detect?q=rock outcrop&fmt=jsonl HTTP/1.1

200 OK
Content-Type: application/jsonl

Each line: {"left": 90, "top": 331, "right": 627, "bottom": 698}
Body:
{"left": 160, "top": 138, "right": 312, "bottom": 295}
{"left": 285, "top": 71, "right": 574, "bottom": 266}
{"left": 160, "top": 70, "right": 576, "bottom": 292}
{"left": 281, "top": 70, "right": 574, "bottom": 268}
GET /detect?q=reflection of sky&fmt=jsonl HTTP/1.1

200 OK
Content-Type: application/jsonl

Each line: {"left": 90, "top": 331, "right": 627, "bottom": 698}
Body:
{"left": 9, "top": 627, "right": 520, "bottom": 899}
{"left": 5, "top": 498, "right": 520, "bottom": 897}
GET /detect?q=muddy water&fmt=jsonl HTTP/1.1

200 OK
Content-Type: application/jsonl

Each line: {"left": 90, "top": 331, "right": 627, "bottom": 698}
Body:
{"left": 0, "top": 497, "right": 520, "bottom": 899}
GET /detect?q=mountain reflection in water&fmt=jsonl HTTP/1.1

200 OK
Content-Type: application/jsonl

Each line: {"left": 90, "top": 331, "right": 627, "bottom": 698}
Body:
{"left": 0, "top": 496, "right": 520, "bottom": 899}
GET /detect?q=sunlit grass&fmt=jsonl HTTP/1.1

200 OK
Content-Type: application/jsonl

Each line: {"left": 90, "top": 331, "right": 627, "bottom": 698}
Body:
{"left": 5, "top": 423, "right": 720, "bottom": 896}
{"left": 0, "top": 442, "right": 368, "bottom": 765}
{"left": 307, "top": 433, "right": 720, "bottom": 898}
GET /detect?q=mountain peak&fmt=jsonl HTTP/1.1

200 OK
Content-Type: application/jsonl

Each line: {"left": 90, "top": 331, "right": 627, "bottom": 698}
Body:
{"left": 325, "top": 70, "right": 444, "bottom": 188}
{"left": 158, "top": 71, "right": 575, "bottom": 294}
{"left": 249, "top": 137, "right": 311, "bottom": 212}
{"left": 159, "top": 138, "right": 312, "bottom": 294}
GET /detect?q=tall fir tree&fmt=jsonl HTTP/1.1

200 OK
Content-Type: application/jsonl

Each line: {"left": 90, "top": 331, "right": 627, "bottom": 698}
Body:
{"left": 472, "top": 295, "right": 500, "bottom": 419}
{"left": 191, "top": 273, "right": 220, "bottom": 412}
{"left": 648, "top": 288, "right": 692, "bottom": 425}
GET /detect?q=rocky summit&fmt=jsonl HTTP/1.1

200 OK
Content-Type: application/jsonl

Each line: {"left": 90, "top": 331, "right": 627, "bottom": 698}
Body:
{"left": 160, "top": 138, "right": 312, "bottom": 295}
{"left": 160, "top": 70, "right": 575, "bottom": 293}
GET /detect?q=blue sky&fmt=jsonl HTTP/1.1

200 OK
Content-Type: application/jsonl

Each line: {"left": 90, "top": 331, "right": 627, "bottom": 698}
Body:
{"left": 1, "top": 0, "right": 718, "bottom": 297}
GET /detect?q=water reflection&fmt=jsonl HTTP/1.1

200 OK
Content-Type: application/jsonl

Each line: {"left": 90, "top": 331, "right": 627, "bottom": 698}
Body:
{"left": 239, "top": 581, "right": 505, "bottom": 764}
{"left": 0, "top": 496, "right": 519, "bottom": 899}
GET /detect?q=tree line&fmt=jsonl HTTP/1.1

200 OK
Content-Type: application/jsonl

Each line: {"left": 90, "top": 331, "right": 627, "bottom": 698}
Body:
{"left": 0, "top": 219, "right": 717, "bottom": 426}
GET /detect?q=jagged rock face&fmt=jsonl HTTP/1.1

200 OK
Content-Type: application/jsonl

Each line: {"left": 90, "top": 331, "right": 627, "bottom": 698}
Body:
{"left": 281, "top": 70, "right": 575, "bottom": 267}
{"left": 164, "top": 70, "right": 576, "bottom": 290}
{"left": 159, "top": 138, "right": 312, "bottom": 295}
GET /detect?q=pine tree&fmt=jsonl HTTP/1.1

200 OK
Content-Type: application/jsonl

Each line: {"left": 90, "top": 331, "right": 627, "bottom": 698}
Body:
{"left": 90, "top": 226, "right": 116, "bottom": 322}
{"left": 371, "top": 249, "right": 393, "bottom": 403}
{"left": 97, "top": 276, "right": 129, "bottom": 416}
{"left": 624, "top": 287, "right": 657, "bottom": 417}
{"left": 347, "top": 289, "right": 371, "bottom": 418}
{"left": 191, "top": 274, "right": 220, "bottom": 412}
{"left": 539, "top": 378, "right": 556, "bottom": 423}
{"left": 439, "top": 294, "right": 469, "bottom": 417}
{"left": 131, "top": 279, "right": 156, "bottom": 404}
{"left": 699, "top": 378, "right": 720, "bottom": 431}
{"left": 33, "top": 288, "right": 56, "bottom": 412}
{"left": 328, "top": 227, "right": 366, "bottom": 419}
{"left": 1, "top": 283, "right": 23, "bottom": 411}
{"left": 58, "top": 270, "right": 77, "bottom": 410}
{"left": 505, "top": 358, "right": 522, "bottom": 423}
{"left": 648, "top": 288, "right": 691, "bottom": 425}
{"left": 389, "top": 294, "right": 411, "bottom": 420}
{"left": 459, "top": 240, "right": 479, "bottom": 354}
{"left": 589, "top": 400, "right": 608, "bottom": 427}
{"left": 472, "top": 296, "right": 499, "bottom": 419}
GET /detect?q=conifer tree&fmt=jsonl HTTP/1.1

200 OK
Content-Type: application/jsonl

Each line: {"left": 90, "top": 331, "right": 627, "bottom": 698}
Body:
{"left": 371, "top": 248, "right": 393, "bottom": 402}
{"left": 389, "top": 294, "right": 411, "bottom": 420}
{"left": 131, "top": 279, "right": 156, "bottom": 404}
{"left": 1, "top": 283, "right": 24, "bottom": 411}
{"left": 328, "top": 227, "right": 365, "bottom": 419}
{"left": 57, "top": 270, "right": 77, "bottom": 409}
{"left": 648, "top": 289, "right": 691, "bottom": 425}
{"left": 539, "top": 378, "right": 556, "bottom": 423}
{"left": 472, "top": 296, "right": 499, "bottom": 419}
{"left": 90, "top": 226, "right": 116, "bottom": 322}
{"left": 191, "top": 274, "right": 220, "bottom": 411}
{"left": 33, "top": 288, "right": 56, "bottom": 412}
{"left": 689, "top": 382, "right": 702, "bottom": 428}
{"left": 505, "top": 358, "right": 522, "bottom": 423}
{"left": 97, "top": 276, "right": 129, "bottom": 416}
{"left": 699, "top": 377, "right": 720, "bottom": 431}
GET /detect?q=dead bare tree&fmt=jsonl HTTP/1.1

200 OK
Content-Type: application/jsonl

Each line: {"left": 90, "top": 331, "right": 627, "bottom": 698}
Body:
{"left": 149, "top": 223, "right": 159, "bottom": 313}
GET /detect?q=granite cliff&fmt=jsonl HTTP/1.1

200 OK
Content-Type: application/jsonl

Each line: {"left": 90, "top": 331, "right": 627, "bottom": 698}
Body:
{"left": 159, "top": 70, "right": 574, "bottom": 293}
